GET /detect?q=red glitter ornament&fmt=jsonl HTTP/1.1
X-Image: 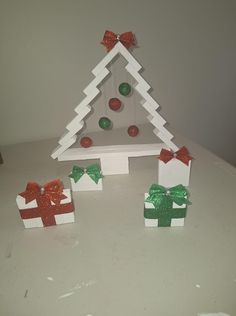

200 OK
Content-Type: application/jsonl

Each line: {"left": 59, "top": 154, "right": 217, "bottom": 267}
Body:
{"left": 108, "top": 98, "right": 122, "bottom": 111}
{"left": 80, "top": 137, "right": 93, "bottom": 148}
{"left": 127, "top": 125, "right": 139, "bottom": 137}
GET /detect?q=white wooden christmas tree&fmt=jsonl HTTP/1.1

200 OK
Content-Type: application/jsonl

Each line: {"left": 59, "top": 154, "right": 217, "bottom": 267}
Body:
{"left": 51, "top": 31, "right": 191, "bottom": 181}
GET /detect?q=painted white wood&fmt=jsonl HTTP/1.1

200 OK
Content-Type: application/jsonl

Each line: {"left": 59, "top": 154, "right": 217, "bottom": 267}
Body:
{"left": 126, "top": 64, "right": 151, "bottom": 91}
{"left": 51, "top": 41, "right": 178, "bottom": 162}
{"left": 55, "top": 212, "right": 75, "bottom": 225}
{"left": 74, "top": 103, "right": 92, "bottom": 116}
{"left": 136, "top": 89, "right": 159, "bottom": 108}
{"left": 83, "top": 68, "right": 109, "bottom": 94}
{"left": 59, "top": 127, "right": 82, "bottom": 146}
{"left": 70, "top": 174, "right": 103, "bottom": 191}
{"left": 153, "top": 129, "right": 178, "bottom": 152}
{"left": 144, "top": 193, "right": 155, "bottom": 209}
{"left": 93, "top": 42, "right": 141, "bottom": 75}
{"left": 145, "top": 218, "right": 185, "bottom": 227}
{"left": 92, "top": 44, "right": 119, "bottom": 75}
{"left": 16, "top": 189, "right": 74, "bottom": 228}
{"left": 147, "top": 114, "right": 166, "bottom": 127}
{"left": 144, "top": 218, "right": 185, "bottom": 228}
{"left": 66, "top": 108, "right": 90, "bottom": 130}
{"left": 16, "top": 195, "right": 37, "bottom": 209}
{"left": 158, "top": 159, "right": 191, "bottom": 187}
{"left": 171, "top": 218, "right": 185, "bottom": 226}
{"left": 117, "top": 42, "right": 142, "bottom": 71}
{"left": 51, "top": 136, "right": 77, "bottom": 160}
{"left": 74, "top": 94, "right": 98, "bottom": 113}
{"left": 22, "top": 213, "right": 75, "bottom": 228}
{"left": 144, "top": 193, "right": 186, "bottom": 227}
{"left": 58, "top": 143, "right": 167, "bottom": 161}
{"left": 144, "top": 218, "right": 158, "bottom": 227}
{"left": 59, "top": 142, "right": 168, "bottom": 175}
{"left": 100, "top": 156, "right": 129, "bottom": 175}
{"left": 23, "top": 218, "right": 44, "bottom": 228}
{"left": 140, "top": 99, "right": 159, "bottom": 112}
{"left": 153, "top": 127, "right": 174, "bottom": 141}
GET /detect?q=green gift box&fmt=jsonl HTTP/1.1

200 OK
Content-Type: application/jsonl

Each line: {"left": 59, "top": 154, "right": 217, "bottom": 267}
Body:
{"left": 144, "top": 184, "right": 190, "bottom": 227}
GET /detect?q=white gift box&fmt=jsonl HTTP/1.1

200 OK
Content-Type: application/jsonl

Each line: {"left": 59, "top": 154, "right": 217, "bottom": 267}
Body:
{"left": 158, "top": 159, "right": 191, "bottom": 187}
{"left": 144, "top": 193, "right": 186, "bottom": 227}
{"left": 70, "top": 173, "right": 103, "bottom": 191}
{"left": 16, "top": 189, "right": 75, "bottom": 228}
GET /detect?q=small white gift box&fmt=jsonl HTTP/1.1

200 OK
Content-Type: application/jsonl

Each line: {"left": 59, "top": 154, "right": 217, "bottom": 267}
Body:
{"left": 144, "top": 182, "right": 190, "bottom": 228}
{"left": 69, "top": 164, "right": 103, "bottom": 192}
{"left": 158, "top": 147, "right": 192, "bottom": 187}
{"left": 16, "top": 181, "right": 74, "bottom": 228}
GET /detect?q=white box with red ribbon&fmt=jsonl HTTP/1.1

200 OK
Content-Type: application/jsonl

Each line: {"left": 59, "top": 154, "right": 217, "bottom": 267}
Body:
{"left": 158, "top": 146, "right": 192, "bottom": 187}
{"left": 16, "top": 180, "right": 75, "bottom": 228}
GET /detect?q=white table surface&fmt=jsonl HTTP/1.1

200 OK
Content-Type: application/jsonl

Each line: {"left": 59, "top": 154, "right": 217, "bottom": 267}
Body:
{"left": 0, "top": 130, "right": 236, "bottom": 316}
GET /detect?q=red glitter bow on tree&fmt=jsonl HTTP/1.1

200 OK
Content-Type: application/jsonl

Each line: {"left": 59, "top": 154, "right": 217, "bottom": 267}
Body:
{"left": 19, "top": 179, "right": 67, "bottom": 205}
{"left": 101, "top": 30, "right": 135, "bottom": 52}
{"left": 159, "top": 146, "right": 193, "bottom": 166}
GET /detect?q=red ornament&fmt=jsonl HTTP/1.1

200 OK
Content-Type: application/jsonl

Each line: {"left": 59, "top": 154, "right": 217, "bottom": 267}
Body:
{"left": 127, "top": 125, "right": 139, "bottom": 137}
{"left": 80, "top": 137, "right": 93, "bottom": 148}
{"left": 108, "top": 98, "right": 122, "bottom": 111}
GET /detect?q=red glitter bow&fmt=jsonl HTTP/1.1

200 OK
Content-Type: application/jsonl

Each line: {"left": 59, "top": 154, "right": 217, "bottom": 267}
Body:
{"left": 159, "top": 146, "right": 193, "bottom": 166}
{"left": 19, "top": 179, "right": 67, "bottom": 205}
{"left": 101, "top": 30, "right": 135, "bottom": 52}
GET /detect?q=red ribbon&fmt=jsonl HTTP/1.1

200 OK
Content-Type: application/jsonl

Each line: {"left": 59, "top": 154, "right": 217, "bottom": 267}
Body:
{"left": 159, "top": 146, "right": 193, "bottom": 166}
{"left": 101, "top": 30, "right": 135, "bottom": 52}
{"left": 19, "top": 179, "right": 73, "bottom": 226}
{"left": 19, "top": 203, "right": 73, "bottom": 226}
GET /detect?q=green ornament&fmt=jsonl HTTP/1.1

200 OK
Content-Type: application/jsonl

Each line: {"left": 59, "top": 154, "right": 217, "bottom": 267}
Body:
{"left": 98, "top": 117, "right": 112, "bottom": 130}
{"left": 119, "top": 82, "right": 131, "bottom": 96}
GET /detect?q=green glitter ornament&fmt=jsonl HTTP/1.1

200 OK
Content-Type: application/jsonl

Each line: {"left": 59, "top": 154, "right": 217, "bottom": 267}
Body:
{"left": 98, "top": 117, "right": 112, "bottom": 130}
{"left": 119, "top": 82, "right": 131, "bottom": 96}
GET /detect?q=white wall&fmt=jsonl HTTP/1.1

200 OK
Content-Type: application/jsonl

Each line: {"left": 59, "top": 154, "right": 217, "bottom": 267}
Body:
{"left": 0, "top": 0, "right": 236, "bottom": 165}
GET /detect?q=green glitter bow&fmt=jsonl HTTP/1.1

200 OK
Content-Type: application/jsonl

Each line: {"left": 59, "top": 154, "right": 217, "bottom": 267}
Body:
{"left": 145, "top": 184, "right": 190, "bottom": 209}
{"left": 69, "top": 164, "right": 103, "bottom": 184}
